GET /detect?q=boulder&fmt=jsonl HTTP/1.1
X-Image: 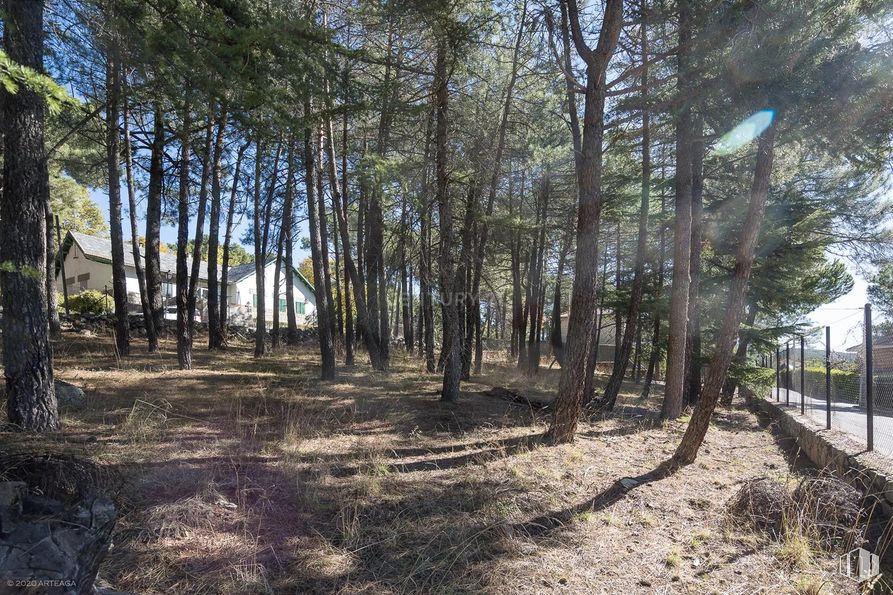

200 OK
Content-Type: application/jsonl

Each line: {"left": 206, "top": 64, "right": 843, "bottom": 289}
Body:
{"left": 0, "top": 481, "right": 116, "bottom": 595}
{"left": 55, "top": 380, "right": 86, "bottom": 409}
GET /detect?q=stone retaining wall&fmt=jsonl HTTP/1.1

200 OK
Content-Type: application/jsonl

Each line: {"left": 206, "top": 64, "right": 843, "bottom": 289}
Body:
{"left": 744, "top": 385, "right": 893, "bottom": 517}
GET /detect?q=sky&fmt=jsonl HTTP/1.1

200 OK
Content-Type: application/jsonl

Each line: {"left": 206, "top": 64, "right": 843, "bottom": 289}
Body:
{"left": 88, "top": 187, "right": 313, "bottom": 263}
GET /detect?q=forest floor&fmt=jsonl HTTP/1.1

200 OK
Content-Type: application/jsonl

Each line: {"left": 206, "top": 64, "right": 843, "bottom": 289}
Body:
{"left": 0, "top": 332, "right": 865, "bottom": 594}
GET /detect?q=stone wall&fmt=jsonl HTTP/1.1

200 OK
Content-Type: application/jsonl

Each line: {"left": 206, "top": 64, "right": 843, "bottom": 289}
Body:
{"left": 743, "top": 385, "right": 893, "bottom": 517}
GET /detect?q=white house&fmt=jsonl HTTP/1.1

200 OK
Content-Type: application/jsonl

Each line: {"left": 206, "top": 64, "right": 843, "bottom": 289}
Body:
{"left": 56, "top": 231, "right": 317, "bottom": 327}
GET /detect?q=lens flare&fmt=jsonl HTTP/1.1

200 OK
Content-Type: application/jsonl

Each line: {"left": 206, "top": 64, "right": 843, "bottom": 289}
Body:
{"left": 713, "top": 109, "right": 775, "bottom": 156}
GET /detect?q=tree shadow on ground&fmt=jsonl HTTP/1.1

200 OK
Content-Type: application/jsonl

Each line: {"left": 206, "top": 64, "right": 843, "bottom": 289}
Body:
{"left": 511, "top": 463, "right": 674, "bottom": 538}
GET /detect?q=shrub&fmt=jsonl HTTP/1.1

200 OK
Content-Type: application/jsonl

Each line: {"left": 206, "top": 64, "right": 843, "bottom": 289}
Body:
{"left": 802, "top": 367, "right": 859, "bottom": 403}
{"left": 61, "top": 289, "right": 114, "bottom": 314}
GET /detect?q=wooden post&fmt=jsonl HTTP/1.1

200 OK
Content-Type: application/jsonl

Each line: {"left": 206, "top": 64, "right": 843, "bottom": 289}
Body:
{"left": 866, "top": 303, "right": 873, "bottom": 451}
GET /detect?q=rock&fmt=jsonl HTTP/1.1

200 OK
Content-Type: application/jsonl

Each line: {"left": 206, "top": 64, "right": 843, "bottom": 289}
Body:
{"left": 55, "top": 380, "right": 86, "bottom": 409}
{"left": 0, "top": 482, "right": 116, "bottom": 595}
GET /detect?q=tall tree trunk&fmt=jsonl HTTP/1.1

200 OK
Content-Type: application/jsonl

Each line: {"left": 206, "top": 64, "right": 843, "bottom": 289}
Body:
{"left": 583, "top": 243, "right": 609, "bottom": 401}
{"left": 527, "top": 174, "right": 549, "bottom": 376}
{"left": 325, "top": 116, "right": 387, "bottom": 371}
{"left": 271, "top": 222, "right": 284, "bottom": 349}
{"left": 316, "top": 126, "right": 338, "bottom": 346}
{"left": 176, "top": 107, "right": 193, "bottom": 370}
{"left": 683, "top": 116, "right": 705, "bottom": 406}
{"left": 399, "top": 199, "right": 413, "bottom": 351}
{"left": 1, "top": 0, "right": 57, "bottom": 430}
{"left": 207, "top": 107, "right": 227, "bottom": 349}
{"left": 661, "top": 0, "right": 694, "bottom": 420}
{"left": 641, "top": 144, "right": 669, "bottom": 399}
{"left": 547, "top": 0, "right": 623, "bottom": 444}
{"left": 341, "top": 109, "right": 355, "bottom": 365}
{"left": 549, "top": 227, "right": 571, "bottom": 366}
{"left": 306, "top": 124, "right": 337, "bottom": 377}
{"left": 144, "top": 104, "right": 165, "bottom": 345}
{"left": 123, "top": 91, "right": 155, "bottom": 350}
{"left": 283, "top": 143, "right": 298, "bottom": 343}
{"left": 670, "top": 118, "right": 776, "bottom": 467}
{"left": 188, "top": 115, "right": 214, "bottom": 328}
{"left": 252, "top": 139, "right": 266, "bottom": 358}
{"left": 599, "top": 17, "right": 652, "bottom": 410}
{"left": 45, "top": 202, "right": 60, "bottom": 337}
{"left": 434, "top": 37, "right": 461, "bottom": 402}
{"left": 220, "top": 141, "right": 247, "bottom": 343}
{"left": 419, "top": 119, "right": 435, "bottom": 370}
{"left": 106, "top": 54, "right": 130, "bottom": 357}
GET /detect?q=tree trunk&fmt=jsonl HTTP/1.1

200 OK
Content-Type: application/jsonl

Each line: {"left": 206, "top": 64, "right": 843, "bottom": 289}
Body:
{"left": 144, "top": 104, "right": 165, "bottom": 346}
{"left": 341, "top": 110, "right": 355, "bottom": 365}
{"left": 549, "top": 228, "right": 571, "bottom": 366}
{"left": 176, "top": 108, "right": 193, "bottom": 370}
{"left": 252, "top": 139, "right": 266, "bottom": 358}
{"left": 188, "top": 115, "right": 214, "bottom": 329}
{"left": 547, "top": 0, "right": 623, "bottom": 444}
{"left": 661, "top": 0, "right": 694, "bottom": 420}
{"left": 1, "top": 0, "right": 58, "bottom": 431}
{"left": 527, "top": 174, "right": 549, "bottom": 376}
{"left": 45, "top": 202, "right": 60, "bottom": 337}
{"left": 599, "top": 17, "right": 651, "bottom": 410}
{"left": 683, "top": 116, "right": 705, "bottom": 406}
{"left": 106, "top": 54, "right": 130, "bottom": 357}
{"left": 220, "top": 141, "right": 247, "bottom": 344}
{"left": 434, "top": 37, "right": 461, "bottom": 402}
{"left": 271, "top": 221, "right": 284, "bottom": 349}
{"left": 324, "top": 115, "right": 387, "bottom": 371}
{"left": 721, "top": 306, "right": 758, "bottom": 405}
{"left": 207, "top": 107, "right": 227, "bottom": 349}
{"left": 316, "top": 126, "right": 338, "bottom": 347}
{"left": 670, "top": 118, "right": 776, "bottom": 467}
{"left": 123, "top": 91, "right": 155, "bottom": 350}
{"left": 283, "top": 144, "right": 298, "bottom": 343}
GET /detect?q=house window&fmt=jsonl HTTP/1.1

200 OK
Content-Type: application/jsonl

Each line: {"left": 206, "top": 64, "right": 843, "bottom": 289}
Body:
{"left": 279, "top": 298, "right": 286, "bottom": 313}
{"left": 76, "top": 273, "right": 90, "bottom": 291}
{"left": 252, "top": 294, "right": 257, "bottom": 308}
{"left": 296, "top": 302, "right": 305, "bottom": 315}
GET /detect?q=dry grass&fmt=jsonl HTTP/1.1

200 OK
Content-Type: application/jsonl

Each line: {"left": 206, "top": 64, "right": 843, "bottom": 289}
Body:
{"left": 0, "top": 331, "right": 880, "bottom": 593}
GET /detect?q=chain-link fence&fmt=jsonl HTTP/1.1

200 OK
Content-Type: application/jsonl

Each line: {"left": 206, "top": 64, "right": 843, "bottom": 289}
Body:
{"left": 767, "top": 306, "right": 893, "bottom": 457}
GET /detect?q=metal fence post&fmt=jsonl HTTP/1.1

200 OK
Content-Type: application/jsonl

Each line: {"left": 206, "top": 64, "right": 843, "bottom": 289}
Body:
{"left": 776, "top": 346, "right": 781, "bottom": 401}
{"left": 825, "top": 326, "right": 831, "bottom": 430}
{"left": 866, "top": 303, "right": 873, "bottom": 451}
{"left": 800, "top": 335, "right": 805, "bottom": 415}
{"left": 786, "top": 340, "right": 791, "bottom": 406}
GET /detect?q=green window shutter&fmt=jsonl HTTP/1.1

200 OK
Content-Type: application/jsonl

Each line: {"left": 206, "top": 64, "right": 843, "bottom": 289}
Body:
{"left": 279, "top": 297, "right": 286, "bottom": 312}
{"left": 297, "top": 302, "right": 305, "bottom": 315}
{"left": 252, "top": 294, "right": 256, "bottom": 307}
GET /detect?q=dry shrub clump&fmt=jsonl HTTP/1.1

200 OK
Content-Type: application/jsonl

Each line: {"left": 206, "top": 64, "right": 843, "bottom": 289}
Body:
{"left": 792, "top": 476, "right": 866, "bottom": 551}
{"left": 727, "top": 476, "right": 791, "bottom": 535}
{"left": 728, "top": 473, "right": 871, "bottom": 569}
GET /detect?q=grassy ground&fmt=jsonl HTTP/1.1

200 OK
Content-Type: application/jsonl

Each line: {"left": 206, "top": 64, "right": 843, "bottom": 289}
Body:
{"left": 0, "top": 332, "right": 860, "bottom": 593}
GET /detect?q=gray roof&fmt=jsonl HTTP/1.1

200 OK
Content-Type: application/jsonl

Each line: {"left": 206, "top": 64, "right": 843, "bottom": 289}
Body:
{"left": 64, "top": 231, "right": 209, "bottom": 281}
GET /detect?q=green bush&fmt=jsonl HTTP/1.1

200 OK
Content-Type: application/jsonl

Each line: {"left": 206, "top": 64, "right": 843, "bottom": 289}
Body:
{"left": 60, "top": 290, "right": 114, "bottom": 315}
{"left": 802, "top": 366, "right": 860, "bottom": 404}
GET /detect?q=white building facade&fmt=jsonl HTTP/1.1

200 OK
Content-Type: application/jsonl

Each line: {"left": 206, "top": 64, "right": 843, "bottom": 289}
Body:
{"left": 56, "top": 231, "right": 316, "bottom": 327}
